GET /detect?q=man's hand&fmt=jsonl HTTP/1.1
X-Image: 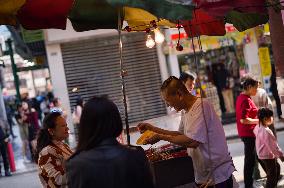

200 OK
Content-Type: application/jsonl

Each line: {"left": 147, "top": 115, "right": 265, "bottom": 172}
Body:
{"left": 137, "top": 123, "right": 155, "bottom": 133}
{"left": 144, "top": 133, "right": 161, "bottom": 145}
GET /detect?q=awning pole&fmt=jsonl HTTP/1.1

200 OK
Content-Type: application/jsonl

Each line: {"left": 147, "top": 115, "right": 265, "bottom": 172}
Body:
{"left": 118, "top": 8, "right": 130, "bottom": 145}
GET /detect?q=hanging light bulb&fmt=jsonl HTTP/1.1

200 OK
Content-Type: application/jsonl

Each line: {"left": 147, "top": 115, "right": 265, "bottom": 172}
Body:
{"left": 154, "top": 28, "right": 165, "bottom": 44}
{"left": 146, "top": 34, "right": 155, "bottom": 48}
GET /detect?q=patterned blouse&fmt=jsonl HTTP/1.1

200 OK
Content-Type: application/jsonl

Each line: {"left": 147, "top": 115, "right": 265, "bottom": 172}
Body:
{"left": 38, "top": 141, "right": 73, "bottom": 188}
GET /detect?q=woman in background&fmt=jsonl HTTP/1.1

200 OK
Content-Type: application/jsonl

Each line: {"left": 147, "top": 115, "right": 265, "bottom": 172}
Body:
{"left": 36, "top": 112, "right": 73, "bottom": 188}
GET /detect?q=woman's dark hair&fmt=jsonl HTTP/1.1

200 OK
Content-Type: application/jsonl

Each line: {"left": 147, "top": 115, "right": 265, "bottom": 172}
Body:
{"left": 76, "top": 97, "right": 84, "bottom": 108}
{"left": 76, "top": 96, "right": 123, "bottom": 152}
{"left": 35, "top": 112, "right": 62, "bottom": 161}
{"left": 240, "top": 76, "right": 258, "bottom": 90}
{"left": 179, "top": 72, "right": 195, "bottom": 83}
{"left": 258, "top": 107, "right": 273, "bottom": 125}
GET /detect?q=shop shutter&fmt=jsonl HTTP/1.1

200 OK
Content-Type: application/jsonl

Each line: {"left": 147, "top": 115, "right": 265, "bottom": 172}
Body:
{"left": 61, "top": 32, "right": 167, "bottom": 125}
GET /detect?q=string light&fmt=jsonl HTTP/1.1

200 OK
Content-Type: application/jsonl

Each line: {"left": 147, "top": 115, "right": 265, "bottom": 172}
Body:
{"left": 176, "top": 21, "right": 184, "bottom": 51}
{"left": 146, "top": 34, "right": 155, "bottom": 48}
{"left": 154, "top": 28, "right": 165, "bottom": 44}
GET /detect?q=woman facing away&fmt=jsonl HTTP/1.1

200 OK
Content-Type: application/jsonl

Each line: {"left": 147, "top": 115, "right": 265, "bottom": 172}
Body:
{"left": 35, "top": 112, "right": 73, "bottom": 188}
{"left": 66, "top": 96, "right": 154, "bottom": 188}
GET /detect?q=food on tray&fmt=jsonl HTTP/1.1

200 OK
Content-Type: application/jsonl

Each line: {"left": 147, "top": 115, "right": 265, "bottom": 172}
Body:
{"left": 136, "top": 130, "right": 155, "bottom": 145}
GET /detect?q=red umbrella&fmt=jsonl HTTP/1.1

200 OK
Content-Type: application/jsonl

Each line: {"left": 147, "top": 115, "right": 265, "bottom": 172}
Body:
{"left": 181, "top": 9, "right": 226, "bottom": 37}
{"left": 17, "top": 0, "right": 74, "bottom": 30}
{"left": 194, "top": 0, "right": 267, "bottom": 17}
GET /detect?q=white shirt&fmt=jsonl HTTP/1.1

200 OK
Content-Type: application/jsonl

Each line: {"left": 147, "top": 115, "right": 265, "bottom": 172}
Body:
{"left": 254, "top": 125, "right": 284, "bottom": 159}
{"left": 179, "top": 98, "right": 235, "bottom": 185}
{"left": 251, "top": 88, "right": 273, "bottom": 109}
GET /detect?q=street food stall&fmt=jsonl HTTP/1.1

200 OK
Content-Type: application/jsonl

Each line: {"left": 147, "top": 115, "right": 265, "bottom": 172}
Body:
{"left": 0, "top": 0, "right": 277, "bottom": 187}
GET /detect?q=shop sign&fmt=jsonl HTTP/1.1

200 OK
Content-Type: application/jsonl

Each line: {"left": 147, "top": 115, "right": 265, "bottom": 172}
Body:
{"left": 258, "top": 47, "right": 272, "bottom": 77}
{"left": 21, "top": 27, "right": 44, "bottom": 43}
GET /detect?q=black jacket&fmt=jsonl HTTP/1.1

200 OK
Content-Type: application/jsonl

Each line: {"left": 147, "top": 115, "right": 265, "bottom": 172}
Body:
{"left": 66, "top": 138, "right": 154, "bottom": 188}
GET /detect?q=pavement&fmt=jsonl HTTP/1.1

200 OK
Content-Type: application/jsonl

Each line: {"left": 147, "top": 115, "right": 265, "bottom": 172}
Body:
{"left": 2, "top": 113, "right": 284, "bottom": 187}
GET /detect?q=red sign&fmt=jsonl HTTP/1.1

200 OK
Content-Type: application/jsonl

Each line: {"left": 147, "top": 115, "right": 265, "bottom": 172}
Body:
{"left": 171, "top": 33, "right": 188, "bottom": 40}
{"left": 225, "top": 25, "right": 236, "bottom": 33}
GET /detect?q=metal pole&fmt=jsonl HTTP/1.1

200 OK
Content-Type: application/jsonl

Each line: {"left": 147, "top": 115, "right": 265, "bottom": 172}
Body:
{"left": 6, "top": 39, "right": 21, "bottom": 102}
{"left": 118, "top": 8, "right": 130, "bottom": 145}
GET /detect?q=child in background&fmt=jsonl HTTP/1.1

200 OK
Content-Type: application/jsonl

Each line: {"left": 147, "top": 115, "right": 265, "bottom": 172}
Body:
{"left": 254, "top": 107, "right": 284, "bottom": 188}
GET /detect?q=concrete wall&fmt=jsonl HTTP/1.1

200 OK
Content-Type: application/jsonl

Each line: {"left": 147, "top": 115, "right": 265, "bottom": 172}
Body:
{"left": 45, "top": 43, "right": 75, "bottom": 146}
{"left": 45, "top": 20, "right": 117, "bottom": 44}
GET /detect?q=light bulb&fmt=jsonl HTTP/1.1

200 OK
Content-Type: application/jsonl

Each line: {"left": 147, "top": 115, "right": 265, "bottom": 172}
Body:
{"left": 154, "top": 28, "right": 165, "bottom": 44}
{"left": 146, "top": 34, "right": 155, "bottom": 48}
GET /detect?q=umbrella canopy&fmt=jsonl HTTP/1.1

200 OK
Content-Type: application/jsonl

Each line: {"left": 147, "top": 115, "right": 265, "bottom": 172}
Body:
{"left": 0, "top": 0, "right": 272, "bottom": 36}
{"left": 0, "top": 0, "right": 26, "bottom": 26}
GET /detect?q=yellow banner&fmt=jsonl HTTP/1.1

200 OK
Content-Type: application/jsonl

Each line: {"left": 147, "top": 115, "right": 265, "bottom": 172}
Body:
{"left": 258, "top": 47, "right": 272, "bottom": 76}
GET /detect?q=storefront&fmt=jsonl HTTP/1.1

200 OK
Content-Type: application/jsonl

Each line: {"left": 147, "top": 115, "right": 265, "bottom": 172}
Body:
{"left": 163, "top": 25, "right": 263, "bottom": 121}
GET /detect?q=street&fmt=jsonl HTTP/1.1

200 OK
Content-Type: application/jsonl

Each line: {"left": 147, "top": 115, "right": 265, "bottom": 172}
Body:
{"left": 2, "top": 130, "right": 284, "bottom": 187}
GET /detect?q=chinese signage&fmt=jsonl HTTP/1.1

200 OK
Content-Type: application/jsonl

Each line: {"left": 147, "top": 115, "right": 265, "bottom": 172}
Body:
{"left": 258, "top": 47, "right": 272, "bottom": 77}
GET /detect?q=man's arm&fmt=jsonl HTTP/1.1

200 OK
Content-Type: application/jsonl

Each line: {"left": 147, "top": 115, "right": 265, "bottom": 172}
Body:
{"left": 151, "top": 126, "right": 182, "bottom": 136}
{"left": 137, "top": 122, "right": 182, "bottom": 136}
{"left": 145, "top": 133, "right": 200, "bottom": 148}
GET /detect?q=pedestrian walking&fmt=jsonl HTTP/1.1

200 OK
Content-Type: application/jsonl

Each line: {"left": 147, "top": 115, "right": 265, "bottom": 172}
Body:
{"left": 254, "top": 108, "right": 284, "bottom": 188}
{"left": 0, "top": 120, "right": 11, "bottom": 177}
{"left": 22, "top": 101, "right": 39, "bottom": 160}
{"left": 15, "top": 104, "right": 30, "bottom": 163}
{"left": 36, "top": 112, "right": 73, "bottom": 188}
{"left": 236, "top": 76, "right": 266, "bottom": 188}
{"left": 270, "top": 64, "right": 284, "bottom": 120}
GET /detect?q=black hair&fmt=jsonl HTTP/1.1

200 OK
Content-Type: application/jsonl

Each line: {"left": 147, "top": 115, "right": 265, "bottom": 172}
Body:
{"left": 76, "top": 96, "right": 123, "bottom": 152}
{"left": 240, "top": 76, "right": 258, "bottom": 90}
{"left": 35, "top": 112, "right": 62, "bottom": 161}
{"left": 76, "top": 97, "right": 84, "bottom": 108}
{"left": 160, "top": 76, "right": 188, "bottom": 96}
{"left": 258, "top": 107, "right": 273, "bottom": 125}
{"left": 179, "top": 72, "right": 195, "bottom": 83}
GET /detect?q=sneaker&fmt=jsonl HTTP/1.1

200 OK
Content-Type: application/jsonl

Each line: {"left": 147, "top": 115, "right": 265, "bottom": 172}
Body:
{"left": 5, "top": 171, "right": 11, "bottom": 177}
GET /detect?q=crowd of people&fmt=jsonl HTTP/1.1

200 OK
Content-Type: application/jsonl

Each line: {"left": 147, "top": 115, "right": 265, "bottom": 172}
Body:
{"left": 0, "top": 92, "right": 81, "bottom": 174}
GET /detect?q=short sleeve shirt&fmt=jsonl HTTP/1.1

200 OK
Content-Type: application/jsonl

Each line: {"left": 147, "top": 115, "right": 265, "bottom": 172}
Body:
{"left": 180, "top": 98, "right": 234, "bottom": 185}
{"left": 236, "top": 94, "right": 258, "bottom": 137}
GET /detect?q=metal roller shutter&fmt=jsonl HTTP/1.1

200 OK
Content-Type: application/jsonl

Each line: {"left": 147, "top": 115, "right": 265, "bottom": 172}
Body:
{"left": 61, "top": 32, "right": 167, "bottom": 125}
